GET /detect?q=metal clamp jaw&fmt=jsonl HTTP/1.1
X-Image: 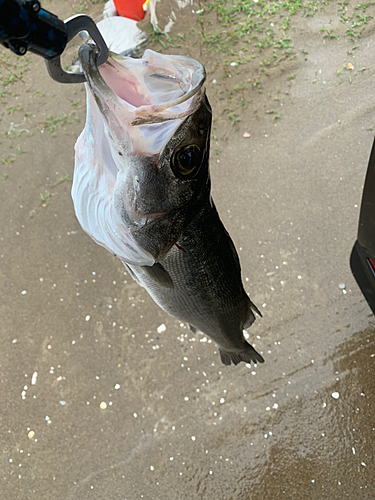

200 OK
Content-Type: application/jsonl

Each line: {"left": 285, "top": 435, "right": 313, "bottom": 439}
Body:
{"left": 45, "top": 14, "right": 108, "bottom": 84}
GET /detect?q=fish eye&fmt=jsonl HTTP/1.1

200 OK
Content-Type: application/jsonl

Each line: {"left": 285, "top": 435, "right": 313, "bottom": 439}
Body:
{"left": 171, "top": 145, "right": 203, "bottom": 179}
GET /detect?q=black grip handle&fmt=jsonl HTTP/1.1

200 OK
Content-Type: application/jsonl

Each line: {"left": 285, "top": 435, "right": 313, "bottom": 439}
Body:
{"left": 0, "top": 0, "right": 67, "bottom": 59}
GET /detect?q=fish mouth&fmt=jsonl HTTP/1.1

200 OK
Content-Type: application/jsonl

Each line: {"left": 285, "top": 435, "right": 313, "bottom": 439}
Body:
{"left": 78, "top": 44, "right": 206, "bottom": 155}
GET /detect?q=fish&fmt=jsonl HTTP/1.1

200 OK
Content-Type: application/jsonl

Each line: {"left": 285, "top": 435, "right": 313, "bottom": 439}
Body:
{"left": 72, "top": 44, "right": 264, "bottom": 366}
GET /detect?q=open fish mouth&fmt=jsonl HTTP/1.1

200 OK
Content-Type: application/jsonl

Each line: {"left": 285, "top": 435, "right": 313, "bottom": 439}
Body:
{"left": 72, "top": 45, "right": 206, "bottom": 266}
{"left": 78, "top": 44, "right": 206, "bottom": 153}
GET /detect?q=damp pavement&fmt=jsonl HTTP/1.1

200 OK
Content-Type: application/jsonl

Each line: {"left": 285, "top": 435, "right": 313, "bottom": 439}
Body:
{"left": 1, "top": 1, "right": 375, "bottom": 499}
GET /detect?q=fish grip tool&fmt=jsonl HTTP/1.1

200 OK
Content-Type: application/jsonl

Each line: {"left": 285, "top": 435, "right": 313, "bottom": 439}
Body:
{"left": 0, "top": 0, "right": 108, "bottom": 83}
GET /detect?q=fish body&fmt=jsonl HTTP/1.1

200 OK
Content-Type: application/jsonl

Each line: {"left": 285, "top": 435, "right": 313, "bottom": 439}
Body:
{"left": 125, "top": 199, "right": 263, "bottom": 365}
{"left": 73, "top": 45, "right": 263, "bottom": 366}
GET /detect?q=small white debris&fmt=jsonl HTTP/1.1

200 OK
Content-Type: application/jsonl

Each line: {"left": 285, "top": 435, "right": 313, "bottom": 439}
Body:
{"left": 220, "top": 398, "right": 225, "bottom": 404}
{"left": 31, "top": 372, "right": 38, "bottom": 386}
{"left": 28, "top": 431, "right": 35, "bottom": 439}
{"left": 191, "top": 436, "right": 196, "bottom": 441}
{"left": 332, "top": 392, "right": 340, "bottom": 399}
{"left": 21, "top": 290, "right": 27, "bottom": 295}
{"left": 170, "top": 457, "right": 174, "bottom": 461}
{"left": 85, "top": 315, "right": 91, "bottom": 321}
{"left": 99, "top": 401, "right": 107, "bottom": 410}
{"left": 361, "top": 462, "right": 366, "bottom": 467}
{"left": 133, "top": 413, "right": 137, "bottom": 418}
{"left": 12, "top": 339, "right": 17, "bottom": 344}
{"left": 272, "top": 403, "right": 279, "bottom": 409}
{"left": 157, "top": 324, "right": 166, "bottom": 334}
{"left": 230, "top": 62, "right": 238, "bottom": 66}
{"left": 150, "top": 465, "right": 154, "bottom": 471}
{"left": 114, "top": 384, "right": 121, "bottom": 390}
{"left": 352, "top": 447, "right": 356, "bottom": 455}
{"left": 338, "top": 283, "right": 346, "bottom": 289}
{"left": 60, "top": 401, "right": 66, "bottom": 406}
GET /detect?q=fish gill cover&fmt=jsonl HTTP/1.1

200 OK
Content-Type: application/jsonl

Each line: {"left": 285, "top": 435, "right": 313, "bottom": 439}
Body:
{"left": 72, "top": 45, "right": 206, "bottom": 266}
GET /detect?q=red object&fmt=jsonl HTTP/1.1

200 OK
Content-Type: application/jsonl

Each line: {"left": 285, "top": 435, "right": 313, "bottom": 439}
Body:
{"left": 113, "top": 0, "right": 146, "bottom": 21}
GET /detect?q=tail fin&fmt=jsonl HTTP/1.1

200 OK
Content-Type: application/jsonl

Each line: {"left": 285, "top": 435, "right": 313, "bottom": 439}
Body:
{"left": 219, "top": 344, "right": 264, "bottom": 366}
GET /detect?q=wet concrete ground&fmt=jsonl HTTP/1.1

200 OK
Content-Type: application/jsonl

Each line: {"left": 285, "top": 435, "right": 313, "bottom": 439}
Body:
{"left": 1, "top": 1, "right": 375, "bottom": 498}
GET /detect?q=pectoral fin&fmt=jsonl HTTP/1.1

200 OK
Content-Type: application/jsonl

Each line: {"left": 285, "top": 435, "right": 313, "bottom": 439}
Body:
{"left": 141, "top": 263, "right": 173, "bottom": 288}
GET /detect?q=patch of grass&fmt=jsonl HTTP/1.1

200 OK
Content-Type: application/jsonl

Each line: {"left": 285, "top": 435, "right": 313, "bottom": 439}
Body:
{"left": 1, "top": 155, "right": 15, "bottom": 164}
{"left": 42, "top": 114, "right": 72, "bottom": 135}
{"left": 58, "top": 173, "right": 71, "bottom": 183}
{"left": 6, "top": 105, "right": 21, "bottom": 115}
{"left": 40, "top": 192, "right": 51, "bottom": 203}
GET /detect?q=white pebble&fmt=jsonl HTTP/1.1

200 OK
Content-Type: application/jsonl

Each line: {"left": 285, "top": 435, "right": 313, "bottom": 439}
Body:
{"left": 85, "top": 315, "right": 91, "bottom": 321}
{"left": 157, "top": 324, "right": 166, "bottom": 334}
{"left": 21, "top": 290, "right": 27, "bottom": 295}
{"left": 338, "top": 283, "right": 346, "bottom": 289}
{"left": 31, "top": 372, "right": 38, "bottom": 385}
{"left": 332, "top": 392, "right": 340, "bottom": 399}
{"left": 114, "top": 384, "right": 121, "bottom": 390}
{"left": 99, "top": 401, "right": 107, "bottom": 410}
{"left": 191, "top": 436, "right": 196, "bottom": 441}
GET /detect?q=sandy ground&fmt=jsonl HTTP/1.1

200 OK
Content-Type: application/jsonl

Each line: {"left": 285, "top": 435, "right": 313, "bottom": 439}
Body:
{"left": 1, "top": 0, "right": 375, "bottom": 498}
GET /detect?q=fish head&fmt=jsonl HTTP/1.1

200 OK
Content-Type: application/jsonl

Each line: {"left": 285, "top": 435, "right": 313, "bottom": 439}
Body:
{"left": 73, "top": 45, "right": 211, "bottom": 263}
